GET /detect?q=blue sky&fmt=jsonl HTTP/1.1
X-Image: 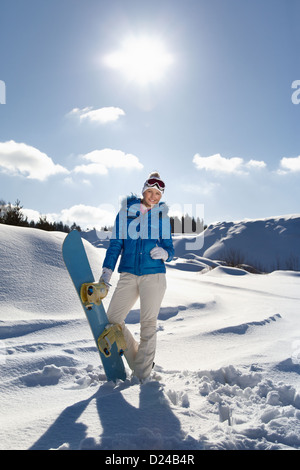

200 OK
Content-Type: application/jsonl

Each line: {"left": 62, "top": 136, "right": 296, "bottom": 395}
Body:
{"left": 0, "top": 0, "right": 300, "bottom": 229}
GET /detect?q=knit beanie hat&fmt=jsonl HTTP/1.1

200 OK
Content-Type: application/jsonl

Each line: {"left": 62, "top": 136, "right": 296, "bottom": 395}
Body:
{"left": 142, "top": 172, "right": 165, "bottom": 195}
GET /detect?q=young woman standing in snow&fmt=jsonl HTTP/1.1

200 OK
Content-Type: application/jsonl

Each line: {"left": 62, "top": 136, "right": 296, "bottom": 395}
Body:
{"left": 99, "top": 172, "right": 174, "bottom": 382}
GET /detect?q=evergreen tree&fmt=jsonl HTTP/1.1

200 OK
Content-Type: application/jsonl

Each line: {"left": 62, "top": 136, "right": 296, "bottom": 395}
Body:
{"left": 1, "top": 200, "right": 28, "bottom": 226}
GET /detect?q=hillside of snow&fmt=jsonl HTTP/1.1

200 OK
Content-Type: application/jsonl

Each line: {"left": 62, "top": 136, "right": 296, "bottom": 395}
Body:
{"left": 173, "top": 214, "right": 300, "bottom": 273}
{"left": 1, "top": 218, "right": 300, "bottom": 450}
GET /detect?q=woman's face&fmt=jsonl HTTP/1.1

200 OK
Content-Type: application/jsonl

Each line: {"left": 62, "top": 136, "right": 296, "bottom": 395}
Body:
{"left": 142, "top": 188, "right": 162, "bottom": 207}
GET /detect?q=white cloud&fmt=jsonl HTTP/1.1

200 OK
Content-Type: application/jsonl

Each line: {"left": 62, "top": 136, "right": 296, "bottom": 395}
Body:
{"left": 74, "top": 148, "right": 144, "bottom": 175}
{"left": 57, "top": 204, "right": 117, "bottom": 230}
{"left": 182, "top": 182, "right": 220, "bottom": 196}
{"left": 73, "top": 162, "right": 108, "bottom": 175}
{"left": 22, "top": 208, "right": 41, "bottom": 222}
{"left": 23, "top": 204, "right": 117, "bottom": 230}
{"left": 193, "top": 153, "right": 245, "bottom": 174}
{"left": 246, "top": 159, "right": 267, "bottom": 169}
{"left": 279, "top": 156, "right": 300, "bottom": 174}
{"left": 68, "top": 106, "right": 125, "bottom": 124}
{"left": 0, "top": 140, "right": 68, "bottom": 181}
{"left": 193, "top": 153, "right": 267, "bottom": 175}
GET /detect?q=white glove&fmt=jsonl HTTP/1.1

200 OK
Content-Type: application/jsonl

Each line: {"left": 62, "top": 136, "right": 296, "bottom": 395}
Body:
{"left": 150, "top": 246, "right": 168, "bottom": 261}
{"left": 100, "top": 267, "right": 112, "bottom": 288}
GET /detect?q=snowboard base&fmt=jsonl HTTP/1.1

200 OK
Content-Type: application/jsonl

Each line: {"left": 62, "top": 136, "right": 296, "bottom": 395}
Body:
{"left": 62, "top": 230, "right": 126, "bottom": 382}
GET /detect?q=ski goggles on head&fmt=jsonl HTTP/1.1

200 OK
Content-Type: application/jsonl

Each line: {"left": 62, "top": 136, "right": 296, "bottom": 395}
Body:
{"left": 145, "top": 177, "right": 165, "bottom": 191}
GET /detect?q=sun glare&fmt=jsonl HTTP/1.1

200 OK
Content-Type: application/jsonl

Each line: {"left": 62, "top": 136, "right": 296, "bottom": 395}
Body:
{"left": 103, "top": 35, "right": 174, "bottom": 86}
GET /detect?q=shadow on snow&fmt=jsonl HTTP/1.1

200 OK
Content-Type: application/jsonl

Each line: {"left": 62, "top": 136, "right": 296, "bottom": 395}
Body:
{"left": 30, "top": 380, "right": 201, "bottom": 450}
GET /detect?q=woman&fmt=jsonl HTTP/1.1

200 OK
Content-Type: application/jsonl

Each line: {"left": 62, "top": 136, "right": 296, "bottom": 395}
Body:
{"left": 99, "top": 172, "right": 174, "bottom": 382}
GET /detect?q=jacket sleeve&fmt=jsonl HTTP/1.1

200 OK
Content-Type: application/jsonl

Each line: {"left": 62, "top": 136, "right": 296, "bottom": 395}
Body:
{"left": 162, "top": 236, "right": 174, "bottom": 262}
{"left": 102, "top": 213, "right": 124, "bottom": 272}
{"left": 159, "top": 216, "right": 174, "bottom": 263}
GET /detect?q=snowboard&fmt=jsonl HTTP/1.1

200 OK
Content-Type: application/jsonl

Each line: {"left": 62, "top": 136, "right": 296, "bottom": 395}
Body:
{"left": 62, "top": 229, "right": 126, "bottom": 382}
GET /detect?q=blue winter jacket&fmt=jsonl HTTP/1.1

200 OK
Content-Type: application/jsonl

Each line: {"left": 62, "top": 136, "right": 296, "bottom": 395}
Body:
{"left": 103, "top": 195, "right": 174, "bottom": 276}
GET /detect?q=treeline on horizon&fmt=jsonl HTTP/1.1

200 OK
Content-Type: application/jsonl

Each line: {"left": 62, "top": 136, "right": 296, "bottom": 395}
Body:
{"left": 0, "top": 199, "right": 206, "bottom": 234}
{"left": 0, "top": 200, "right": 81, "bottom": 233}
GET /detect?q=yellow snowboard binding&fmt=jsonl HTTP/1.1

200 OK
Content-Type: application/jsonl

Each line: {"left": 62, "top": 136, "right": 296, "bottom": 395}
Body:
{"left": 97, "top": 324, "right": 127, "bottom": 358}
{"left": 80, "top": 281, "right": 108, "bottom": 310}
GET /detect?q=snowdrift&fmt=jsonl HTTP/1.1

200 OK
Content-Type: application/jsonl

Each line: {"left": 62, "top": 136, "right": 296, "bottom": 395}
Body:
{"left": 1, "top": 221, "right": 300, "bottom": 450}
{"left": 173, "top": 214, "right": 300, "bottom": 273}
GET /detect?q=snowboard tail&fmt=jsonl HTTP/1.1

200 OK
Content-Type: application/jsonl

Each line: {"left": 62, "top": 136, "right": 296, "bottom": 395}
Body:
{"left": 62, "top": 230, "right": 126, "bottom": 382}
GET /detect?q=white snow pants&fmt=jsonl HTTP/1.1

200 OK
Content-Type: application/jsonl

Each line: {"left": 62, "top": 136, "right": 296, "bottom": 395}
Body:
{"left": 106, "top": 272, "right": 167, "bottom": 380}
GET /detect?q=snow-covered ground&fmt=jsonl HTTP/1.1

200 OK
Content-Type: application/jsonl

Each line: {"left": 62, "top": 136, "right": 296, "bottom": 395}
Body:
{"left": 1, "top": 216, "right": 300, "bottom": 450}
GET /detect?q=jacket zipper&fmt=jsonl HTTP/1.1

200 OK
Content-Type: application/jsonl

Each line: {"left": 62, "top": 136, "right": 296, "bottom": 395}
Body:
{"left": 137, "top": 237, "right": 142, "bottom": 275}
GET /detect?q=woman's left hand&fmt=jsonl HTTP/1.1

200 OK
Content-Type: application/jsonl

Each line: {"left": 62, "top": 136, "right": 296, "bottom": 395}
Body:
{"left": 150, "top": 246, "right": 168, "bottom": 261}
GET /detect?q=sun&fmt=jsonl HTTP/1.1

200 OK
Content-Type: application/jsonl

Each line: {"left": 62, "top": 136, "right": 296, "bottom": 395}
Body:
{"left": 103, "top": 35, "right": 174, "bottom": 86}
